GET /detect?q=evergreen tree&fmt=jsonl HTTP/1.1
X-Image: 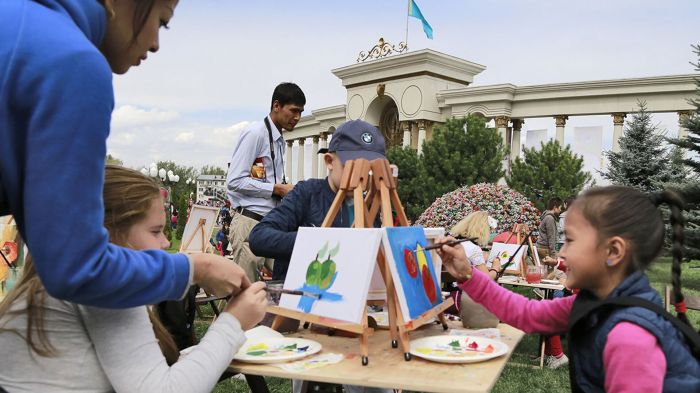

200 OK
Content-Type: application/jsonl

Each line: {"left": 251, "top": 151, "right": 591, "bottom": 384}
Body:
{"left": 508, "top": 140, "right": 592, "bottom": 211}
{"left": 667, "top": 44, "right": 700, "bottom": 260}
{"left": 386, "top": 146, "right": 429, "bottom": 222}
{"left": 601, "top": 101, "right": 669, "bottom": 192}
{"left": 421, "top": 115, "right": 506, "bottom": 204}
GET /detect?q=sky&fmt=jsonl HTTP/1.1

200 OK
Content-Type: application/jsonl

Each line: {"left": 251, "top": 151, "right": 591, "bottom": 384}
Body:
{"left": 108, "top": 0, "right": 700, "bottom": 173}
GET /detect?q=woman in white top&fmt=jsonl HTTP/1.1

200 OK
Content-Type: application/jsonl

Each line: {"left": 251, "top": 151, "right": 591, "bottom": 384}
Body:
{"left": 0, "top": 166, "right": 267, "bottom": 393}
{"left": 451, "top": 211, "right": 501, "bottom": 280}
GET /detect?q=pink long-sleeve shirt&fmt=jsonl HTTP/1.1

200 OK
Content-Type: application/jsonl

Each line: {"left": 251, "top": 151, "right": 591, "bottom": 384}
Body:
{"left": 459, "top": 269, "right": 666, "bottom": 393}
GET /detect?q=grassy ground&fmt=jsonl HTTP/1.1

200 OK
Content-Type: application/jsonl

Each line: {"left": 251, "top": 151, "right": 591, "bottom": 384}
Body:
{"left": 191, "top": 257, "right": 699, "bottom": 393}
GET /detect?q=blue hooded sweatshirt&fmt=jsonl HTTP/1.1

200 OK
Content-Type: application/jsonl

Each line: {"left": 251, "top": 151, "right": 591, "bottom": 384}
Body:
{"left": 0, "top": 0, "right": 190, "bottom": 308}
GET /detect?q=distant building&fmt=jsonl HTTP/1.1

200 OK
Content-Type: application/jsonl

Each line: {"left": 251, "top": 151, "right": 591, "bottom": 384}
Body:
{"left": 196, "top": 174, "right": 226, "bottom": 204}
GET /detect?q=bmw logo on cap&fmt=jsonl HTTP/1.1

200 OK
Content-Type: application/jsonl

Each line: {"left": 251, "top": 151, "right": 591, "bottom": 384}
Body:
{"left": 361, "top": 132, "right": 373, "bottom": 144}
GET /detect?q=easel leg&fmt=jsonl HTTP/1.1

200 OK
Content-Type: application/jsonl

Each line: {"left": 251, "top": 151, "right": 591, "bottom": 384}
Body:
{"left": 438, "top": 312, "right": 449, "bottom": 331}
{"left": 399, "top": 330, "right": 411, "bottom": 361}
{"left": 360, "top": 331, "right": 370, "bottom": 366}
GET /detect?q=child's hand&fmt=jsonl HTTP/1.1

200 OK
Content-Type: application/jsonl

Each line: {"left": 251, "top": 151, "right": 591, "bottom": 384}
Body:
{"left": 435, "top": 236, "right": 473, "bottom": 282}
{"left": 225, "top": 281, "right": 267, "bottom": 330}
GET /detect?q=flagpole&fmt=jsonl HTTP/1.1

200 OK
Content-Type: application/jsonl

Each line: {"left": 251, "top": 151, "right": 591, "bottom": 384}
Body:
{"left": 405, "top": 0, "right": 410, "bottom": 50}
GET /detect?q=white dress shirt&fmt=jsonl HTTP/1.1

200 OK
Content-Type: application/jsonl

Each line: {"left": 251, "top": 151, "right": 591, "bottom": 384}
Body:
{"left": 226, "top": 116, "right": 286, "bottom": 216}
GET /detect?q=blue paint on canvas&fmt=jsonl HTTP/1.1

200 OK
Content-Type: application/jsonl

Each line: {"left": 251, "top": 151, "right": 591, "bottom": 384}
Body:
{"left": 386, "top": 226, "right": 442, "bottom": 320}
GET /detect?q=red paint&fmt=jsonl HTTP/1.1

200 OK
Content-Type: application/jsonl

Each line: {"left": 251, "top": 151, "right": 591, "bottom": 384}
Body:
{"left": 403, "top": 248, "right": 418, "bottom": 278}
{"left": 421, "top": 265, "right": 437, "bottom": 303}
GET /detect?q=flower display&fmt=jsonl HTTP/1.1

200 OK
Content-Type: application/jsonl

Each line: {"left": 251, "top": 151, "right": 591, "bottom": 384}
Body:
{"left": 416, "top": 183, "right": 541, "bottom": 232}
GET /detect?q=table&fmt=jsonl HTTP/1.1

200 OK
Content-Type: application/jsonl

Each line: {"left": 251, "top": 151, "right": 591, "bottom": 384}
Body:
{"left": 228, "top": 322, "right": 524, "bottom": 393}
{"left": 497, "top": 277, "right": 565, "bottom": 368}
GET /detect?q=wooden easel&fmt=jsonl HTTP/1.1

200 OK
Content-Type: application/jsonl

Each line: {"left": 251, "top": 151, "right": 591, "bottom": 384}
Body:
{"left": 268, "top": 158, "right": 453, "bottom": 365}
{"left": 180, "top": 218, "right": 207, "bottom": 253}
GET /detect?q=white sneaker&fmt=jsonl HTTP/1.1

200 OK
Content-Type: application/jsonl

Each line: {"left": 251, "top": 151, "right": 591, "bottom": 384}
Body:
{"left": 546, "top": 354, "right": 569, "bottom": 369}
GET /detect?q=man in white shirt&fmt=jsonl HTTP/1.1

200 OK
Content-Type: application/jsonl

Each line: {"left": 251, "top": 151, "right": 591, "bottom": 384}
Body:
{"left": 226, "top": 83, "right": 305, "bottom": 282}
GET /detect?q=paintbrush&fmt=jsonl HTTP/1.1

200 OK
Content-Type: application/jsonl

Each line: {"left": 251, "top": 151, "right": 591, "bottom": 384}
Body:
{"left": 412, "top": 237, "right": 479, "bottom": 253}
{"left": 264, "top": 286, "right": 321, "bottom": 299}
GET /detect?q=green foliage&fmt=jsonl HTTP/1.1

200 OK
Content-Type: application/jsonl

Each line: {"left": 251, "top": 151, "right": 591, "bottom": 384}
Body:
{"left": 386, "top": 146, "right": 430, "bottom": 222}
{"left": 176, "top": 197, "right": 187, "bottom": 240}
{"left": 388, "top": 115, "right": 506, "bottom": 221}
{"left": 422, "top": 116, "right": 506, "bottom": 197}
{"left": 508, "top": 140, "right": 591, "bottom": 211}
{"left": 105, "top": 154, "right": 123, "bottom": 166}
{"left": 601, "top": 102, "right": 670, "bottom": 192}
{"left": 200, "top": 165, "right": 226, "bottom": 175}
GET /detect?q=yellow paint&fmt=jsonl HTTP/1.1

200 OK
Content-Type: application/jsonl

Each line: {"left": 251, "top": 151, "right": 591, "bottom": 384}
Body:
{"left": 246, "top": 343, "right": 269, "bottom": 351}
{"left": 416, "top": 244, "right": 428, "bottom": 270}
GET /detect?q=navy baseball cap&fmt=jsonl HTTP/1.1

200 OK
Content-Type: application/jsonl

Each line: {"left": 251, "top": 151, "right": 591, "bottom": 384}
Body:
{"left": 317, "top": 119, "right": 386, "bottom": 163}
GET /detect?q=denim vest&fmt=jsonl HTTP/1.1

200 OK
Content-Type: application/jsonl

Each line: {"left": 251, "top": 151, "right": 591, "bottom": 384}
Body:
{"left": 568, "top": 271, "right": 700, "bottom": 392}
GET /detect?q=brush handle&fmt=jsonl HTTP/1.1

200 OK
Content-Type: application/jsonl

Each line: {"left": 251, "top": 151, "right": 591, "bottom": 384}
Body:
{"left": 263, "top": 287, "right": 305, "bottom": 296}
{"left": 420, "top": 237, "right": 478, "bottom": 252}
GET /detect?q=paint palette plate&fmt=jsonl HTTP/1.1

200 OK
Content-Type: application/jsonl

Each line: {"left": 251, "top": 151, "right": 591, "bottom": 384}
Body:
{"left": 410, "top": 335, "right": 509, "bottom": 364}
{"left": 234, "top": 337, "right": 322, "bottom": 364}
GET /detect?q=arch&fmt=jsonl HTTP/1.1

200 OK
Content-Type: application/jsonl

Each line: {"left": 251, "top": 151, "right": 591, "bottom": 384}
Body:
{"left": 365, "top": 95, "right": 402, "bottom": 148}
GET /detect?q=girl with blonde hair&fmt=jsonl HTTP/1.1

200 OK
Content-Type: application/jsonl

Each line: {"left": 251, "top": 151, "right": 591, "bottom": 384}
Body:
{"left": 0, "top": 166, "right": 267, "bottom": 392}
{"left": 451, "top": 211, "right": 501, "bottom": 279}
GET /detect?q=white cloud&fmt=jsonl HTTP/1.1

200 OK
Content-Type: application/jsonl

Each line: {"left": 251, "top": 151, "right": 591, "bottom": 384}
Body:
{"left": 175, "top": 131, "right": 195, "bottom": 142}
{"left": 111, "top": 105, "right": 180, "bottom": 129}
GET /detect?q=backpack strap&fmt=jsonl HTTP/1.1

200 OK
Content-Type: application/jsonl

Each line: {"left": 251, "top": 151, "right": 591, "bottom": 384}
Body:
{"left": 570, "top": 296, "right": 700, "bottom": 358}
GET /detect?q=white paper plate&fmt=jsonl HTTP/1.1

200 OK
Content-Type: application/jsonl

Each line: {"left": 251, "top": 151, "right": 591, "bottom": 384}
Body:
{"left": 233, "top": 337, "right": 322, "bottom": 364}
{"left": 410, "top": 335, "right": 509, "bottom": 364}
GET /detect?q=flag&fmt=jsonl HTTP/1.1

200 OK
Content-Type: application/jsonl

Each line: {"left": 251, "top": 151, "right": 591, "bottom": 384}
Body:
{"left": 408, "top": 0, "right": 433, "bottom": 39}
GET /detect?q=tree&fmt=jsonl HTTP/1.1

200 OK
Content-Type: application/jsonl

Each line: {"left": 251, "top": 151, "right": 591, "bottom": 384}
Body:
{"left": 386, "top": 146, "right": 430, "bottom": 222}
{"left": 508, "top": 140, "right": 592, "bottom": 211}
{"left": 667, "top": 44, "right": 700, "bottom": 260}
{"left": 421, "top": 115, "right": 506, "bottom": 204}
{"left": 105, "top": 154, "right": 123, "bottom": 166}
{"left": 200, "top": 165, "right": 226, "bottom": 175}
{"left": 601, "top": 101, "right": 670, "bottom": 192}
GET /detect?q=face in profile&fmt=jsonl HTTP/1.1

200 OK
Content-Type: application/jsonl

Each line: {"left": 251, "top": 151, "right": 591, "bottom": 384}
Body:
{"left": 272, "top": 102, "right": 304, "bottom": 131}
{"left": 125, "top": 197, "right": 171, "bottom": 251}
{"left": 100, "top": 0, "right": 179, "bottom": 74}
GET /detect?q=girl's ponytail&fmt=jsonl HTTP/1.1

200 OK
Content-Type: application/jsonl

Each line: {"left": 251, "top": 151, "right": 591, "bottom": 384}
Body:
{"left": 651, "top": 189, "right": 691, "bottom": 327}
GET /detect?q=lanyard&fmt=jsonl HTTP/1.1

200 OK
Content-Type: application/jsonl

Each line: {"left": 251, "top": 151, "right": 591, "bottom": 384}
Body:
{"left": 264, "top": 117, "right": 286, "bottom": 184}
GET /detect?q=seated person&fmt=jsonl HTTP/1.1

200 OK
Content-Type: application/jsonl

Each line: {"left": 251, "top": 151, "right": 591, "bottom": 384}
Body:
{"left": 249, "top": 120, "right": 391, "bottom": 393}
{"left": 0, "top": 166, "right": 267, "bottom": 392}
{"left": 249, "top": 120, "right": 386, "bottom": 280}
{"left": 450, "top": 211, "right": 501, "bottom": 280}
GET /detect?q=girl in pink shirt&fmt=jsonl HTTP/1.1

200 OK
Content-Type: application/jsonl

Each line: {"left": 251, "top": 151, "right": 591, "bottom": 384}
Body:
{"left": 437, "top": 186, "right": 699, "bottom": 392}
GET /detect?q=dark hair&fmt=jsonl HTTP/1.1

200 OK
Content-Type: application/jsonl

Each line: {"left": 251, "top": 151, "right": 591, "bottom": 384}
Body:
{"left": 270, "top": 83, "right": 306, "bottom": 110}
{"left": 562, "top": 196, "right": 576, "bottom": 212}
{"left": 547, "top": 197, "right": 563, "bottom": 211}
{"left": 573, "top": 186, "right": 691, "bottom": 327}
{"left": 98, "top": 0, "right": 156, "bottom": 41}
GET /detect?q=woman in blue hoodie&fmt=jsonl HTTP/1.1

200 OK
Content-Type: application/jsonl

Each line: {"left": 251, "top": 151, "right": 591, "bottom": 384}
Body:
{"left": 0, "top": 0, "right": 249, "bottom": 308}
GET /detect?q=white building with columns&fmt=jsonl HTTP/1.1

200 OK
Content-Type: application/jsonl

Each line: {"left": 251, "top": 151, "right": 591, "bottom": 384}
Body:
{"left": 284, "top": 40, "right": 697, "bottom": 182}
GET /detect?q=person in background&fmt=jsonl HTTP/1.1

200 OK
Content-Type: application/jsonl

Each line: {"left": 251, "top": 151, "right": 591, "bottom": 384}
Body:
{"left": 0, "top": 166, "right": 267, "bottom": 392}
{"left": 216, "top": 222, "right": 230, "bottom": 257}
{"left": 226, "top": 83, "right": 305, "bottom": 283}
{"left": 450, "top": 212, "right": 501, "bottom": 280}
{"left": 557, "top": 196, "right": 576, "bottom": 252}
{"left": 536, "top": 197, "right": 563, "bottom": 261}
{"left": 0, "top": 0, "right": 248, "bottom": 308}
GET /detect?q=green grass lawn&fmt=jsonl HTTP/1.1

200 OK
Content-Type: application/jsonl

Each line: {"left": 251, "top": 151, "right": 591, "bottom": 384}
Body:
{"left": 190, "top": 257, "right": 699, "bottom": 393}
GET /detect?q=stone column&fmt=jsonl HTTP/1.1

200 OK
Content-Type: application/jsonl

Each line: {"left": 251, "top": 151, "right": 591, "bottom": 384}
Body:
{"left": 311, "top": 136, "right": 319, "bottom": 179}
{"left": 417, "top": 120, "right": 428, "bottom": 155}
{"left": 296, "top": 138, "right": 305, "bottom": 182}
{"left": 402, "top": 121, "right": 412, "bottom": 148}
{"left": 554, "top": 115, "right": 568, "bottom": 145}
{"left": 612, "top": 113, "right": 626, "bottom": 153}
{"left": 511, "top": 119, "right": 524, "bottom": 162}
{"left": 318, "top": 132, "right": 328, "bottom": 178}
{"left": 679, "top": 111, "right": 692, "bottom": 140}
{"left": 495, "top": 116, "right": 511, "bottom": 177}
{"left": 285, "top": 140, "right": 293, "bottom": 184}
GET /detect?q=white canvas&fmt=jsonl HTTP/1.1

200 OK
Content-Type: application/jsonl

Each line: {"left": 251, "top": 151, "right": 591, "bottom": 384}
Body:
{"left": 488, "top": 242, "right": 526, "bottom": 274}
{"left": 180, "top": 205, "right": 219, "bottom": 253}
{"left": 279, "top": 227, "right": 383, "bottom": 324}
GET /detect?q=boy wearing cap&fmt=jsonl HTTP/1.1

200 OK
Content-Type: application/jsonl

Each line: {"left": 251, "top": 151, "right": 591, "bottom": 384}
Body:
{"left": 248, "top": 119, "right": 386, "bottom": 280}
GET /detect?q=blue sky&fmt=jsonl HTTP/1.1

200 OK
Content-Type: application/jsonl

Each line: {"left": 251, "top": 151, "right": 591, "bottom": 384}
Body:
{"left": 108, "top": 0, "right": 700, "bottom": 170}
